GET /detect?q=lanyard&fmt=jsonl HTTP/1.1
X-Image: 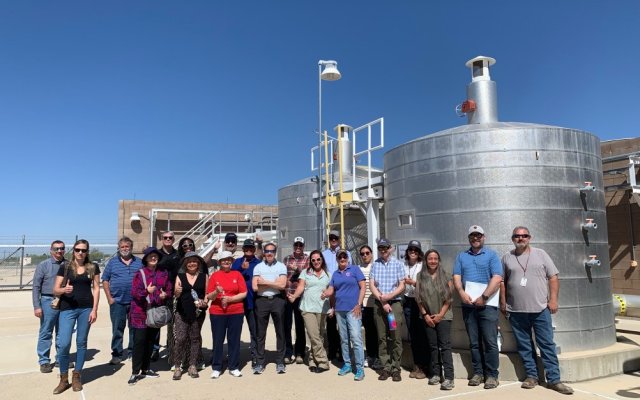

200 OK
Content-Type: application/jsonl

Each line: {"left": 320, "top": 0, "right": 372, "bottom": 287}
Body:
{"left": 515, "top": 250, "right": 530, "bottom": 276}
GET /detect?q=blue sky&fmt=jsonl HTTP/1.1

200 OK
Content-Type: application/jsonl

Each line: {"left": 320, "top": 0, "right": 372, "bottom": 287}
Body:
{"left": 1, "top": 1, "right": 638, "bottom": 245}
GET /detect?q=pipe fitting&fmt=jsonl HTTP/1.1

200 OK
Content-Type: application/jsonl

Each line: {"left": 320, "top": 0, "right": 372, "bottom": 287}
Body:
{"left": 585, "top": 255, "right": 601, "bottom": 267}
{"left": 581, "top": 219, "right": 597, "bottom": 230}
{"left": 580, "top": 181, "right": 596, "bottom": 192}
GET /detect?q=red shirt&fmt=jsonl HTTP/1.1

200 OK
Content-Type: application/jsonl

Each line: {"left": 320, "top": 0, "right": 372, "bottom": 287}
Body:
{"left": 207, "top": 270, "right": 247, "bottom": 315}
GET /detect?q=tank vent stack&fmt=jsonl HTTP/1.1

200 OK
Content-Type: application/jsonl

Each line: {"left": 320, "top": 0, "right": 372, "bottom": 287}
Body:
{"left": 461, "top": 56, "right": 498, "bottom": 124}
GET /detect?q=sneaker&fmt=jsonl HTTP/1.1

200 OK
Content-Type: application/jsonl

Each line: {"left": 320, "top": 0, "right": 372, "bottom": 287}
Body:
{"left": 127, "top": 374, "right": 141, "bottom": 385}
{"left": 229, "top": 369, "right": 242, "bottom": 377}
{"left": 150, "top": 349, "right": 159, "bottom": 362}
{"left": 172, "top": 369, "right": 182, "bottom": 380}
{"left": 354, "top": 368, "right": 365, "bottom": 381}
{"left": 283, "top": 357, "right": 293, "bottom": 364}
{"left": 521, "top": 377, "right": 538, "bottom": 389}
{"left": 548, "top": 382, "right": 574, "bottom": 395}
{"left": 415, "top": 369, "right": 427, "bottom": 380}
{"left": 378, "top": 370, "right": 391, "bottom": 381}
{"left": 295, "top": 356, "right": 304, "bottom": 364}
{"left": 338, "top": 363, "right": 352, "bottom": 376}
{"left": 109, "top": 356, "right": 122, "bottom": 365}
{"left": 311, "top": 365, "right": 329, "bottom": 373}
{"left": 428, "top": 376, "right": 441, "bottom": 385}
{"left": 391, "top": 371, "right": 402, "bottom": 382}
{"left": 363, "top": 358, "right": 369, "bottom": 368}
{"left": 142, "top": 369, "right": 159, "bottom": 378}
{"left": 210, "top": 370, "right": 221, "bottom": 379}
{"left": 468, "top": 374, "right": 484, "bottom": 386}
{"left": 40, "top": 363, "right": 54, "bottom": 373}
{"left": 441, "top": 379, "right": 455, "bottom": 390}
{"left": 253, "top": 365, "right": 265, "bottom": 375}
{"left": 484, "top": 376, "right": 499, "bottom": 389}
{"left": 198, "top": 363, "right": 206, "bottom": 371}
{"left": 276, "top": 364, "right": 286, "bottom": 374}
{"left": 187, "top": 365, "right": 199, "bottom": 378}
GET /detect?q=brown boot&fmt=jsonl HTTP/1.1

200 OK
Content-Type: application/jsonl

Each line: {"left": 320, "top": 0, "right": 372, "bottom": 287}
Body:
{"left": 53, "top": 373, "right": 71, "bottom": 395}
{"left": 71, "top": 371, "right": 83, "bottom": 392}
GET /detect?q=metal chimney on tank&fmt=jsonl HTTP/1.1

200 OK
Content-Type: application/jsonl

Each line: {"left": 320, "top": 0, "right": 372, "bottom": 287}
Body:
{"left": 465, "top": 56, "right": 498, "bottom": 124}
{"left": 333, "top": 124, "right": 353, "bottom": 181}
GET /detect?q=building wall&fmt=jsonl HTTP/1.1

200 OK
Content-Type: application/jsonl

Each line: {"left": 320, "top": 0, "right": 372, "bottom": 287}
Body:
{"left": 118, "top": 200, "right": 277, "bottom": 254}
{"left": 603, "top": 138, "right": 640, "bottom": 295}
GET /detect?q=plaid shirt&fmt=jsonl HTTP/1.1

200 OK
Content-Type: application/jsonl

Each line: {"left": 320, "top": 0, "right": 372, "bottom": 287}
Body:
{"left": 283, "top": 253, "right": 309, "bottom": 292}
{"left": 370, "top": 256, "right": 405, "bottom": 301}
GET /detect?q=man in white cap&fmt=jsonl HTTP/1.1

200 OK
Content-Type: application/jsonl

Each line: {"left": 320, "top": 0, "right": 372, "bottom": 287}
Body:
{"left": 452, "top": 225, "right": 502, "bottom": 389}
{"left": 282, "top": 237, "right": 308, "bottom": 364}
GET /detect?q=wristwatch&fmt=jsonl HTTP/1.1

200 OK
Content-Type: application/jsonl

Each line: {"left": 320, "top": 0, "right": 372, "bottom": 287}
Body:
{"left": 481, "top": 294, "right": 489, "bottom": 301}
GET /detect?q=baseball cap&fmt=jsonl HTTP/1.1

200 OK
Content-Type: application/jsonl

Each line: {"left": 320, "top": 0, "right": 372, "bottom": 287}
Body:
{"left": 407, "top": 240, "right": 422, "bottom": 250}
{"left": 377, "top": 237, "right": 391, "bottom": 248}
{"left": 294, "top": 236, "right": 305, "bottom": 245}
{"left": 224, "top": 233, "right": 238, "bottom": 242}
{"left": 243, "top": 238, "right": 255, "bottom": 248}
{"left": 468, "top": 225, "right": 485, "bottom": 235}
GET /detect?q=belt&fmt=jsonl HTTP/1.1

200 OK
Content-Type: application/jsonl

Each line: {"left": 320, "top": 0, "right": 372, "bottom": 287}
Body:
{"left": 376, "top": 299, "right": 401, "bottom": 304}
{"left": 259, "top": 294, "right": 284, "bottom": 300}
{"left": 41, "top": 293, "right": 54, "bottom": 297}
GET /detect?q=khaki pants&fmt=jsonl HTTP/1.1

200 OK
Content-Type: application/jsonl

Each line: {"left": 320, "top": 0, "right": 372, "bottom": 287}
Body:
{"left": 373, "top": 300, "right": 404, "bottom": 373}
{"left": 302, "top": 311, "right": 329, "bottom": 369}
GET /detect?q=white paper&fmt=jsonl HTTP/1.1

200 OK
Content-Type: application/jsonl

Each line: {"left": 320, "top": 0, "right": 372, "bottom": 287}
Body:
{"left": 464, "top": 281, "right": 500, "bottom": 307}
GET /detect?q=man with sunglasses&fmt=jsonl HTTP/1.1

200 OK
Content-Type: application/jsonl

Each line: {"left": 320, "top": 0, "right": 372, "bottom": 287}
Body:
{"left": 282, "top": 237, "right": 308, "bottom": 364}
{"left": 33, "top": 240, "right": 67, "bottom": 373}
{"left": 499, "top": 226, "right": 573, "bottom": 395}
{"left": 252, "top": 242, "right": 288, "bottom": 374}
{"left": 453, "top": 225, "right": 502, "bottom": 389}
{"left": 369, "top": 238, "right": 406, "bottom": 382}
{"left": 322, "top": 230, "right": 350, "bottom": 361}
{"left": 231, "top": 238, "right": 262, "bottom": 367}
{"left": 102, "top": 236, "right": 143, "bottom": 365}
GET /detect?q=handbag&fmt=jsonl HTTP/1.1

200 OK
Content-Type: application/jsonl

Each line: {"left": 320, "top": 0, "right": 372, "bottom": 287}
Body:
{"left": 140, "top": 270, "right": 172, "bottom": 328}
{"left": 51, "top": 262, "right": 70, "bottom": 310}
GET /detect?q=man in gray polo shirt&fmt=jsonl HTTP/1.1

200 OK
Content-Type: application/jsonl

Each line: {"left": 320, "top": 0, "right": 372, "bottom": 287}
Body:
{"left": 252, "top": 242, "right": 287, "bottom": 375}
{"left": 500, "top": 226, "right": 573, "bottom": 395}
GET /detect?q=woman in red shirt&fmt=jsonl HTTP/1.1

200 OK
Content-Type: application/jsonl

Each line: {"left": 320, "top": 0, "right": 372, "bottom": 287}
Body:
{"left": 206, "top": 251, "right": 247, "bottom": 378}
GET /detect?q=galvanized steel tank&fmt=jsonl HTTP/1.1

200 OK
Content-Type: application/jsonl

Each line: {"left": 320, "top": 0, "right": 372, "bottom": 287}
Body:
{"left": 277, "top": 178, "right": 323, "bottom": 258}
{"left": 384, "top": 57, "right": 615, "bottom": 352}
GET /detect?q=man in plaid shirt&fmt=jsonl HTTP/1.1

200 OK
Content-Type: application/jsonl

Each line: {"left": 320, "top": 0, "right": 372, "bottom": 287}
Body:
{"left": 282, "top": 236, "right": 309, "bottom": 364}
{"left": 369, "top": 238, "right": 406, "bottom": 382}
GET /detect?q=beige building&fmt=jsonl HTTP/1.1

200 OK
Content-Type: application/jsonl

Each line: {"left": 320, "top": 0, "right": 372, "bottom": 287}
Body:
{"left": 603, "top": 138, "right": 640, "bottom": 296}
{"left": 118, "top": 200, "right": 277, "bottom": 255}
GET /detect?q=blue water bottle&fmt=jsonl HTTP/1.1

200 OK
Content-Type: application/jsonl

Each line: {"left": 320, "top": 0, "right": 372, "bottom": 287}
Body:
{"left": 387, "top": 311, "right": 397, "bottom": 331}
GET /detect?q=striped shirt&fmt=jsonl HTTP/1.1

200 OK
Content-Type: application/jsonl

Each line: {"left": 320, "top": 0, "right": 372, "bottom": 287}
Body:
{"left": 101, "top": 255, "right": 143, "bottom": 305}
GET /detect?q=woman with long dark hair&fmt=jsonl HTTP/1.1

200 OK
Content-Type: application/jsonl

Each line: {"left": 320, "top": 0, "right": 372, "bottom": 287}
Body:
{"left": 52, "top": 239, "right": 100, "bottom": 394}
{"left": 416, "top": 249, "right": 455, "bottom": 390}
{"left": 288, "top": 250, "right": 331, "bottom": 373}
{"left": 128, "top": 247, "right": 172, "bottom": 385}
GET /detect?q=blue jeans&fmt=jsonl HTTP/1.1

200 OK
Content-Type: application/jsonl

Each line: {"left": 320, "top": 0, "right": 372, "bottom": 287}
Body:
{"left": 37, "top": 295, "right": 60, "bottom": 365}
{"left": 336, "top": 310, "right": 364, "bottom": 370}
{"left": 508, "top": 309, "right": 561, "bottom": 383}
{"left": 462, "top": 306, "right": 499, "bottom": 378}
{"left": 58, "top": 308, "right": 92, "bottom": 373}
{"left": 210, "top": 314, "right": 244, "bottom": 371}
{"left": 109, "top": 303, "right": 133, "bottom": 357}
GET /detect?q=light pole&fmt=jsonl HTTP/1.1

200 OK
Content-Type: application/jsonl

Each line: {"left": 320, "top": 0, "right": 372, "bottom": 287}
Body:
{"left": 317, "top": 60, "right": 341, "bottom": 248}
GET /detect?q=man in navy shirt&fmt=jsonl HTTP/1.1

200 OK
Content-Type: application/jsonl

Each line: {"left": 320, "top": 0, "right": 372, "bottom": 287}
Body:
{"left": 453, "top": 225, "right": 503, "bottom": 389}
{"left": 102, "top": 237, "right": 143, "bottom": 365}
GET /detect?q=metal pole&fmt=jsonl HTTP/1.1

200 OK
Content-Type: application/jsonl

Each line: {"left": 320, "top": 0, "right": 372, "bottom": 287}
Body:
{"left": 318, "top": 62, "right": 326, "bottom": 249}
{"left": 19, "top": 235, "right": 25, "bottom": 289}
{"left": 338, "top": 128, "right": 346, "bottom": 250}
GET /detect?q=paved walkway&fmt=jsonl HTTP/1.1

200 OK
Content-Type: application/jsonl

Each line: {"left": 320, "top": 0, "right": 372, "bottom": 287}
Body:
{"left": 1, "top": 290, "right": 638, "bottom": 399}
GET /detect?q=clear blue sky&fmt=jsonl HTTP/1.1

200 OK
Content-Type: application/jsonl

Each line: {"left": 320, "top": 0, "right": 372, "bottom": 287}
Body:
{"left": 1, "top": 1, "right": 638, "bottom": 245}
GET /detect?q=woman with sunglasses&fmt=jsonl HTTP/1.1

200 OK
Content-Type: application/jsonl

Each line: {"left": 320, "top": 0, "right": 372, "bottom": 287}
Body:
{"left": 403, "top": 240, "right": 428, "bottom": 380}
{"left": 416, "top": 249, "right": 454, "bottom": 390}
{"left": 358, "top": 245, "right": 379, "bottom": 369}
{"left": 52, "top": 240, "right": 100, "bottom": 394}
{"left": 321, "top": 249, "right": 366, "bottom": 381}
{"left": 128, "top": 247, "right": 172, "bottom": 385}
{"left": 287, "top": 250, "right": 331, "bottom": 373}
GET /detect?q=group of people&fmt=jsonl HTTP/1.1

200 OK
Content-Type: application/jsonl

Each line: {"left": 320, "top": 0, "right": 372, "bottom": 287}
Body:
{"left": 31, "top": 225, "right": 574, "bottom": 395}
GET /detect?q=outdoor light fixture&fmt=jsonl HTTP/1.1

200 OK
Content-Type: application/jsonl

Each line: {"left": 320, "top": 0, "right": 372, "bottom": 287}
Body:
{"left": 130, "top": 212, "right": 141, "bottom": 222}
{"left": 318, "top": 59, "right": 342, "bottom": 246}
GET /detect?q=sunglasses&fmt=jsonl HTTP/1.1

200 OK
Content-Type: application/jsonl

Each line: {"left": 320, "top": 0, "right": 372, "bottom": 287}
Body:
{"left": 74, "top": 248, "right": 88, "bottom": 253}
{"left": 294, "top": 243, "right": 304, "bottom": 247}
{"left": 468, "top": 233, "right": 484, "bottom": 239}
{"left": 163, "top": 236, "right": 174, "bottom": 240}
{"left": 377, "top": 246, "right": 390, "bottom": 251}
{"left": 52, "top": 247, "right": 65, "bottom": 252}
{"left": 337, "top": 254, "right": 349, "bottom": 260}
{"left": 181, "top": 243, "right": 195, "bottom": 249}
{"left": 359, "top": 251, "right": 371, "bottom": 256}
{"left": 225, "top": 240, "right": 237, "bottom": 245}
{"left": 264, "top": 249, "right": 276, "bottom": 254}
{"left": 512, "top": 234, "right": 531, "bottom": 239}
{"left": 311, "top": 258, "right": 322, "bottom": 263}
{"left": 329, "top": 236, "right": 339, "bottom": 241}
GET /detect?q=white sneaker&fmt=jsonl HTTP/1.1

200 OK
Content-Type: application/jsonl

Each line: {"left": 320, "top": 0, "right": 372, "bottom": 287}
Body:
{"left": 229, "top": 369, "right": 242, "bottom": 377}
{"left": 210, "top": 370, "right": 221, "bottom": 379}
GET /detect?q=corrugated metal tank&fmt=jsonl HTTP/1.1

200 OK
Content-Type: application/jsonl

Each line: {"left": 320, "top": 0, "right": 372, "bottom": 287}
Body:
{"left": 277, "top": 178, "right": 322, "bottom": 258}
{"left": 384, "top": 121, "right": 616, "bottom": 351}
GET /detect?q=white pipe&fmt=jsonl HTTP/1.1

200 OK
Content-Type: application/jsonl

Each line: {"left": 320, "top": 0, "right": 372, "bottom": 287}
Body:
{"left": 581, "top": 219, "right": 598, "bottom": 230}
{"left": 580, "top": 182, "right": 596, "bottom": 192}
{"left": 585, "top": 258, "right": 601, "bottom": 267}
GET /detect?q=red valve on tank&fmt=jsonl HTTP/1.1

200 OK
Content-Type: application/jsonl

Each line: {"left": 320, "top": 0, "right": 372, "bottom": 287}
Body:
{"left": 461, "top": 100, "right": 476, "bottom": 113}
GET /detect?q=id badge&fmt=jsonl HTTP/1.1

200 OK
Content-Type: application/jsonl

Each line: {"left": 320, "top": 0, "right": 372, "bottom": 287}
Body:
{"left": 520, "top": 277, "right": 527, "bottom": 287}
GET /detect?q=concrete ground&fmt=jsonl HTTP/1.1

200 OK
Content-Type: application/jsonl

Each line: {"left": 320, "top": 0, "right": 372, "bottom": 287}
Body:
{"left": 1, "top": 290, "right": 639, "bottom": 400}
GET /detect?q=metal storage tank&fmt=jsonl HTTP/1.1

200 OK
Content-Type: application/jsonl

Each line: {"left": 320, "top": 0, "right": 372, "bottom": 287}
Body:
{"left": 277, "top": 178, "right": 323, "bottom": 258}
{"left": 384, "top": 56, "right": 615, "bottom": 352}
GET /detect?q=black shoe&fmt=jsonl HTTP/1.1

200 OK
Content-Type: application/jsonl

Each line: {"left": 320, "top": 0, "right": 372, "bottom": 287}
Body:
{"left": 127, "top": 374, "right": 141, "bottom": 385}
{"left": 40, "top": 363, "right": 54, "bottom": 373}
{"left": 150, "top": 349, "right": 159, "bottom": 362}
{"left": 142, "top": 370, "right": 159, "bottom": 378}
{"left": 392, "top": 371, "right": 402, "bottom": 382}
{"left": 378, "top": 370, "right": 391, "bottom": 381}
